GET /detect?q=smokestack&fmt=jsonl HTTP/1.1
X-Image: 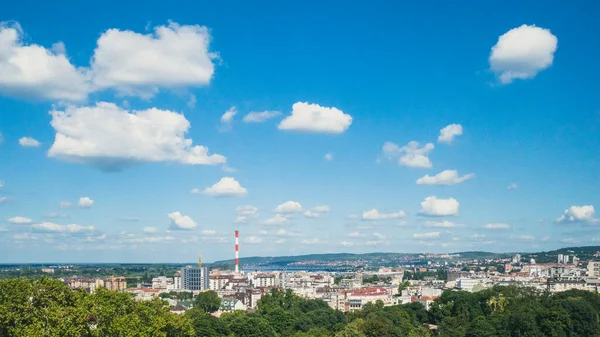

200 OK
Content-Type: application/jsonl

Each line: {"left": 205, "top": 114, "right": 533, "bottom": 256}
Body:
{"left": 235, "top": 230, "right": 239, "bottom": 273}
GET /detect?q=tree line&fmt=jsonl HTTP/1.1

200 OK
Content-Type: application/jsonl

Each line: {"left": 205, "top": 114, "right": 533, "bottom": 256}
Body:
{"left": 1, "top": 277, "right": 600, "bottom": 336}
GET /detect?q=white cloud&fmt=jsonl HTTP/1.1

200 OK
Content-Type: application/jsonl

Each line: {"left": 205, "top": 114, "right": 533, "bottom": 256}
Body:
{"left": 413, "top": 232, "right": 441, "bottom": 239}
{"left": 417, "top": 170, "right": 474, "bottom": 185}
{"left": 278, "top": 102, "right": 352, "bottom": 134}
{"left": 236, "top": 205, "right": 258, "bottom": 216}
{"left": 518, "top": 235, "right": 535, "bottom": 241}
{"left": 373, "top": 233, "right": 386, "bottom": 239}
{"left": 12, "top": 233, "right": 35, "bottom": 240}
{"left": 244, "top": 236, "right": 262, "bottom": 244}
{"left": 200, "top": 229, "right": 216, "bottom": 235}
{"left": 0, "top": 197, "right": 8, "bottom": 203}
{"left": 168, "top": 212, "right": 197, "bottom": 230}
{"left": 143, "top": 227, "right": 157, "bottom": 234}
{"left": 274, "top": 201, "right": 303, "bottom": 213}
{"left": 128, "top": 236, "right": 175, "bottom": 244}
{"left": 484, "top": 223, "right": 511, "bottom": 229}
{"left": 44, "top": 213, "right": 68, "bottom": 219}
{"left": 0, "top": 181, "right": 3, "bottom": 189}
{"left": 560, "top": 238, "right": 578, "bottom": 244}
{"left": 507, "top": 183, "right": 519, "bottom": 190}
{"left": 423, "top": 220, "right": 459, "bottom": 228}
{"left": 18, "top": 137, "right": 41, "bottom": 147}
{"left": 263, "top": 214, "right": 288, "bottom": 225}
{"left": 274, "top": 239, "right": 286, "bottom": 244}
{"left": 301, "top": 238, "right": 328, "bottom": 245}
{"left": 32, "top": 222, "right": 94, "bottom": 233}
{"left": 365, "top": 240, "right": 389, "bottom": 246}
{"left": 339, "top": 241, "right": 355, "bottom": 247}
{"left": 220, "top": 107, "right": 237, "bottom": 128}
{"left": 362, "top": 209, "right": 406, "bottom": 220}
{"left": 438, "top": 124, "right": 463, "bottom": 143}
{"left": 490, "top": 24, "right": 558, "bottom": 84}
{"left": 78, "top": 197, "right": 94, "bottom": 208}
{"left": 0, "top": 23, "right": 90, "bottom": 101}
{"left": 324, "top": 153, "right": 333, "bottom": 161}
{"left": 48, "top": 102, "right": 225, "bottom": 170}
{"left": 7, "top": 216, "right": 32, "bottom": 224}
{"left": 347, "top": 232, "right": 366, "bottom": 238}
{"left": 242, "top": 111, "right": 281, "bottom": 123}
{"left": 303, "top": 210, "right": 320, "bottom": 218}
{"left": 276, "top": 229, "right": 302, "bottom": 237}
{"left": 203, "top": 177, "right": 248, "bottom": 197}
{"left": 556, "top": 205, "right": 596, "bottom": 223}
{"left": 419, "top": 196, "right": 459, "bottom": 216}
{"left": 59, "top": 201, "right": 72, "bottom": 208}
{"left": 312, "top": 205, "right": 330, "bottom": 213}
{"left": 91, "top": 21, "right": 215, "bottom": 97}
{"left": 383, "top": 141, "right": 434, "bottom": 168}
{"left": 190, "top": 188, "right": 201, "bottom": 194}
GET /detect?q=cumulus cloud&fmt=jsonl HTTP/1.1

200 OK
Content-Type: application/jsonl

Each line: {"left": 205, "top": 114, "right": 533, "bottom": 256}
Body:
{"left": 347, "top": 232, "right": 366, "bottom": 238}
{"left": 32, "top": 222, "right": 94, "bottom": 233}
{"left": 18, "top": 137, "right": 41, "bottom": 147}
{"left": 507, "top": 183, "right": 519, "bottom": 190}
{"left": 0, "top": 23, "right": 90, "bottom": 101}
{"left": 416, "top": 170, "right": 474, "bottom": 185}
{"left": 273, "top": 201, "right": 303, "bottom": 213}
{"left": 556, "top": 205, "right": 596, "bottom": 223}
{"left": 362, "top": 209, "right": 406, "bottom": 220}
{"left": 48, "top": 102, "right": 225, "bottom": 171}
{"left": 303, "top": 210, "right": 320, "bottom": 218}
{"left": 235, "top": 205, "right": 259, "bottom": 223}
{"left": 263, "top": 214, "right": 288, "bottom": 225}
{"left": 143, "top": 227, "right": 157, "bottom": 234}
{"left": 91, "top": 21, "right": 216, "bottom": 97}
{"left": 236, "top": 205, "right": 258, "bottom": 216}
{"left": 203, "top": 177, "right": 248, "bottom": 197}
{"left": 438, "top": 124, "right": 463, "bottom": 143}
{"left": 490, "top": 24, "right": 558, "bottom": 84}
{"left": 419, "top": 196, "right": 459, "bottom": 216}
{"left": 242, "top": 111, "right": 281, "bottom": 123}
{"left": 7, "top": 216, "right": 32, "bottom": 224}
{"left": 324, "top": 153, "right": 333, "bottom": 161}
{"left": 383, "top": 141, "right": 434, "bottom": 168}
{"left": 413, "top": 232, "right": 441, "bottom": 239}
{"left": 423, "top": 220, "right": 459, "bottom": 228}
{"left": 220, "top": 107, "right": 237, "bottom": 129}
{"left": 168, "top": 212, "right": 197, "bottom": 230}
{"left": 518, "top": 235, "right": 535, "bottom": 241}
{"left": 484, "top": 223, "right": 511, "bottom": 229}
{"left": 278, "top": 102, "right": 352, "bottom": 134}
{"left": 78, "top": 197, "right": 94, "bottom": 208}
{"left": 244, "top": 236, "right": 262, "bottom": 244}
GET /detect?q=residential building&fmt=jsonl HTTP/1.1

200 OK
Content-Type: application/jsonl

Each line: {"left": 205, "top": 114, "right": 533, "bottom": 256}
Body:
{"left": 181, "top": 266, "right": 209, "bottom": 291}
{"left": 588, "top": 261, "right": 600, "bottom": 278}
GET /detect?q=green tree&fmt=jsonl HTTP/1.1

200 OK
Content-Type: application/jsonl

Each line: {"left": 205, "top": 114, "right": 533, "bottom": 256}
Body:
{"left": 194, "top": 291, "right": 222, "bottom": 313}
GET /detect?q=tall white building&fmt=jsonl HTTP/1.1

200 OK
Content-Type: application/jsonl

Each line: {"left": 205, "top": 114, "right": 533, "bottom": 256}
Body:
{"left": 588, "top": 261, "right": 600, "bottom": 278}
{"left": 181, "top": 266, "right": 209, "bottom": 290}
{"left": 558, "top": 254, "right": 564, "bottom": 264}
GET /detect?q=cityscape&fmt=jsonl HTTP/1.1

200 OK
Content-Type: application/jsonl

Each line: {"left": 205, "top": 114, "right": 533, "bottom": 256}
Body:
{"left": 1, "top": 0, "right": 600, "bottom": 336}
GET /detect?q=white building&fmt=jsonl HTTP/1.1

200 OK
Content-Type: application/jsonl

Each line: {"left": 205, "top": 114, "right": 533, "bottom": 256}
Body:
{"left": 456, "top": 278, "right": 485, "bottom": 292}
{"left": 152, "top": 276, "right": 174, "bottom": 289}
{"left": 588, "top": 261, "right": 600, "bottom": 278}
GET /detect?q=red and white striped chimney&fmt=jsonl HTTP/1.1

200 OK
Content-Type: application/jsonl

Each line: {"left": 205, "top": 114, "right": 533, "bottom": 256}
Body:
{"left": 235, "top": 230, "right": 239, "bottom": 273}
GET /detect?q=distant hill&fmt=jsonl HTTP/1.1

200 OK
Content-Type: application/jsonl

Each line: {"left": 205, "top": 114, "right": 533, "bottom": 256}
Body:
{"left": 210, "top": 246, "right": 600, "bottom": 268}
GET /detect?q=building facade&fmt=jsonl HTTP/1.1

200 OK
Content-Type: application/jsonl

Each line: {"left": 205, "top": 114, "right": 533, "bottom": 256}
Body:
{"left": 181, "top": 266, "right": 209, "bottom": 290}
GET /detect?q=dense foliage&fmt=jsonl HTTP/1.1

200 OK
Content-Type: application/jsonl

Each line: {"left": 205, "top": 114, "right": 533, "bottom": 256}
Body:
{"left": 2, "top": 278, "right": 600, "bottom": 336}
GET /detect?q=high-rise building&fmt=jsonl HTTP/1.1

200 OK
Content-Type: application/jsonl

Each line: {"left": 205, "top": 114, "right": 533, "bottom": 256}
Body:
{"left": 558, "top": 254, "right": 564, "bottom": 264}
{"left": 181, "top": 266, "right": 209, "bottom": 290}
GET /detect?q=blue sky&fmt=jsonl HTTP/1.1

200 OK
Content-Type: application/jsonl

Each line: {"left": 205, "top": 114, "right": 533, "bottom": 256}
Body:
{"left": 0, "top": 0, "right": 599, "bottom": 263}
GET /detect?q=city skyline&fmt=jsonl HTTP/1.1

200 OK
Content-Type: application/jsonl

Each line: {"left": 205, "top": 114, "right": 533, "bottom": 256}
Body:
{"left": 1, "top": 1, "right": 600, "bottom": 263}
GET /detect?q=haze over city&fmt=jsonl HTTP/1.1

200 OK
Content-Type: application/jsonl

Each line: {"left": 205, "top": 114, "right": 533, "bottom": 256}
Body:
{"left": 1, "top": 0, "right": 600, "bottom": 263}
